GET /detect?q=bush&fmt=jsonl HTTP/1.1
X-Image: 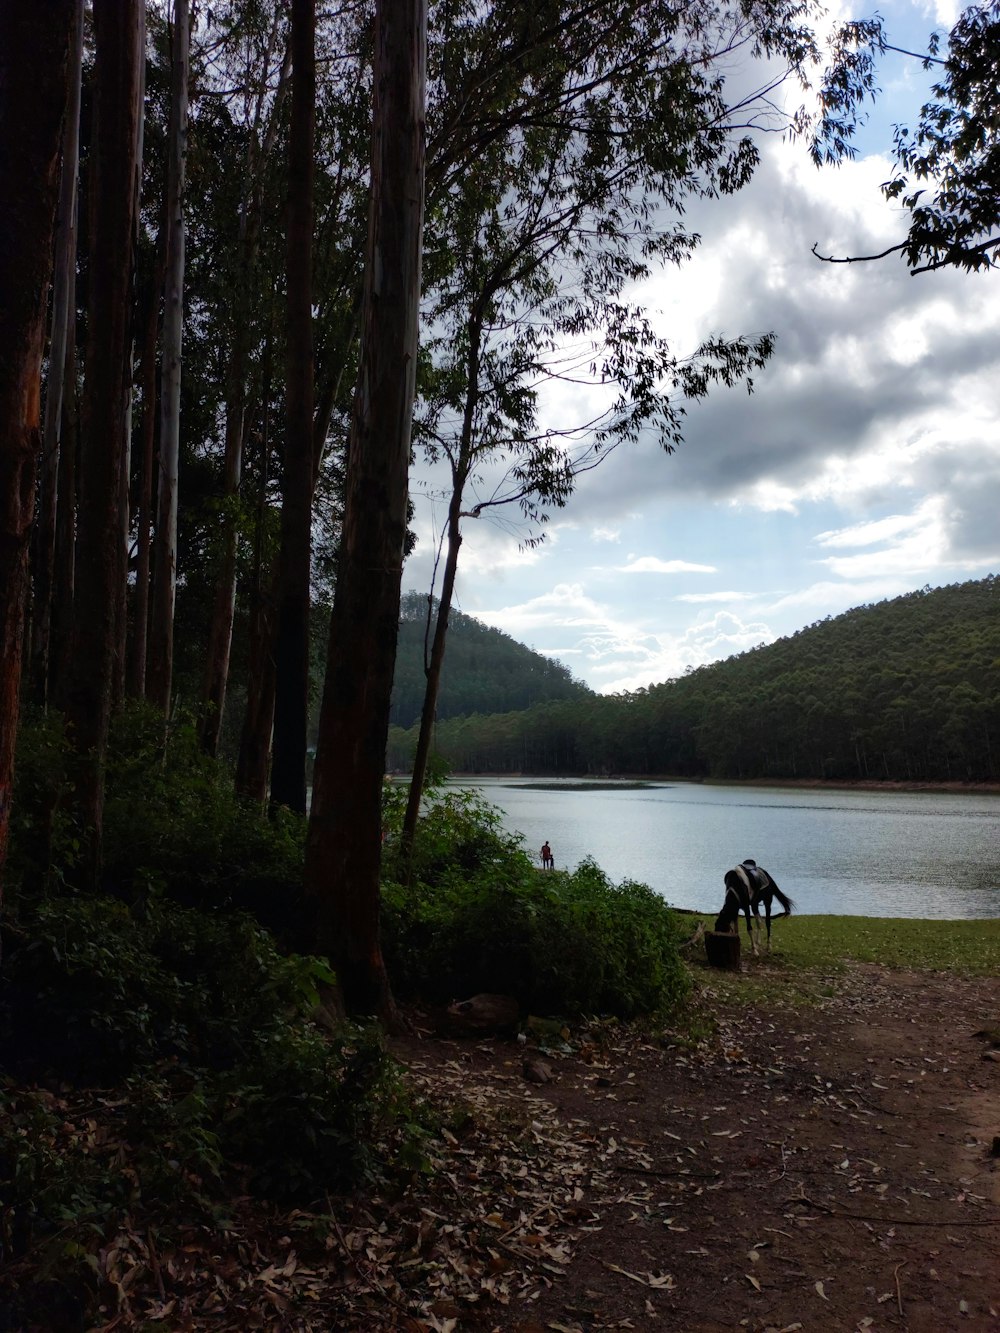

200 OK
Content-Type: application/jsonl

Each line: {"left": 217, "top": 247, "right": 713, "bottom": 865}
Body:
{"left": 0, "top": 892, "right": 334, "bottom": 1081}
{"left": 0, "top": 710, "right": 415, "bottom": 1326}
{"left": 8, "top": 703, "right": 307, "bottom": 932}
{"left": 4, "top": 705, "right": 76, "bottom": 893}
{"left": 381, "top": 789, "right": 689, "bottom": 1019}
{"left": 101, "top": 703, "right": 306, "bottom": 928}
{"left": 0, "top": 892, "right": 403, "bottom": 1223}
{"left": 219, "top": 1024, "right": 395, "bottom": 1198}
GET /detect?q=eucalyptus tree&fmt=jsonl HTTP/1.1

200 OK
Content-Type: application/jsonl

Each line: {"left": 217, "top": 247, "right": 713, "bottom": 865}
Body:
{"left": 306, "top": 0, "right": 427, "bottom": 1021}
{"left": 192, "top": 0, "right": 368, "bottom": 778}
{"left": 147, "top": 0, "right": 191, "bottom": 718}
{"left": 30, "top": 0, "right": 84, "bottom": 710}
{"left": 0, "top": 0, "right": 75, "bottom": 892}
{"left": 197, "top": 4, "right": 291, "bottom": 756}
{"left": 399, "top": 0, "right": 819, "bottom": 857}
{"left": 269, "top": 0, "right": 316, "bottom": 815}
{"left": 63, "top": 0, "right": 146, "bottom": 885}
{"left": 814, "top": 2, "right": 1000, "bottom": 272}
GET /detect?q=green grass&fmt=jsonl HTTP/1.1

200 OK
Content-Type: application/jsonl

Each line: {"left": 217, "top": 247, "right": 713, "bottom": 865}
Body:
{"left": 687, "top": 913, "right": 1000, "bottom": 977}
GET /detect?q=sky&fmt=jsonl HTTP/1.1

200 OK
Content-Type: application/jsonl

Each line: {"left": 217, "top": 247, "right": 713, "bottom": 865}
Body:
{"left": 402, "top": 0, "right": 1000, "bottom": 695}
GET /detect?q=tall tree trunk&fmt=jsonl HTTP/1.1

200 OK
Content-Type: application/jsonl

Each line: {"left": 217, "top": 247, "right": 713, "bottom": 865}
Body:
{"left": 0, "top": 0, "right": 75, "bottom": 899}
{"left": 400, "top": 477, "right": 465, "bottom": 860}
{"left": 400, "top": 316, "right": 481, "bottom": 862}
{"left": 200, "top": 35, "right": 291, "bottom": 757}
{"left": 113, "top": 17, "right": 146, "bottom": 712}
{"left": 270, "top": 0, "right": 315, "bottom": 814}
{"left": 236, "top": 576, "right": 278, "bottom": 803}
{"left": 126, "top": 233, "right": 166, "bottom": 700}
{"left": 147, "top": 0, "right": 189, "bottom": 718}
{"left": 64, "top": 0, "right": 144, "bottom": 887}
{"left": 305, "top": 0, "right": 427, "bottom": 1020}
{"left": 30, "top": 0, "right": 83, "bottom": 709}
{"left": 49, "top": 308, "right": 78, "bottom": 711}
{"left": 236, "top": 332, "right": 277, "bottom": 802}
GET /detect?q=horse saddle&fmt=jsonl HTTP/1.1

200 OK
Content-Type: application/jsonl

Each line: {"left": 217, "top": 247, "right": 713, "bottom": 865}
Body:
{"left": 738, "top": 861, "right": 771, "bottom": 895}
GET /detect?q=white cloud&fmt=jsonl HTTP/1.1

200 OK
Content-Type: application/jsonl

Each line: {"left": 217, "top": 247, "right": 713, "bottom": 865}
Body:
{"left": 815, "top": 512, "right": 926, "bottom": 549}
{"left": 616, "top": 557, "right": 717, "bottom": 574}
{"left": 675, "top": 590, "right": 754, "bottom": 603}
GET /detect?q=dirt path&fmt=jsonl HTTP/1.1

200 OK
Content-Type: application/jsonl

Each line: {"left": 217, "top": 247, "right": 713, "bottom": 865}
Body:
{"left": 25, "top": 961, "right": 997, "bottom": 1331}
{"left": 390, "top": 961, "right": 1000, "bottom": 1333}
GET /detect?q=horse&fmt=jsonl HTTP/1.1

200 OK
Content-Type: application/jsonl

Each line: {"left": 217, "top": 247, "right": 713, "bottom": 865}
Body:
{"left": 714, "top": 859, "right": 795, "bottom": 955}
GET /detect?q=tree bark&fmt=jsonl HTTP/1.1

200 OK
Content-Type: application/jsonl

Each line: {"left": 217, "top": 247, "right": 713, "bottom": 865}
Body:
{"left": 270, "top": 0, "right": 315, "bottom": 814}
{"left": 305, "top": 0, "right": 427, "bottom": 1020}
{"left": 236, "top": 333, "right": 277, "bottom": 802}
{"left": 29, "top": 0, "right": 84, "bottom": 709}
{"left": 147, "top": 0, "right": 189, "bottom": 718}
{"left": 236, "top": 573, "right": 278, "bottom": 804}
{"left": 126, "top": 233, "right": 166, "bottom": 700}
{"left": 49, "top": 280, "right": 79, "bottom": 712}
{"left": 63, "top": 0, "right": 144, "bottom": 886}
{"left": 0, "top": 2, "right": 73, "bottom": 907}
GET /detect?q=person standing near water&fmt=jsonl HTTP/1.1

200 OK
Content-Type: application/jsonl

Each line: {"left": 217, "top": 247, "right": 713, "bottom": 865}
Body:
{"left": 540, "top": 841, "right": 553, "bottom": 869}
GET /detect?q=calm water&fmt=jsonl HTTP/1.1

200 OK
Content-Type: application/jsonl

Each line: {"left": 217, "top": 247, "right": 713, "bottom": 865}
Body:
{"left": 452, "top": 778, "right": 1000, "bottom": 919}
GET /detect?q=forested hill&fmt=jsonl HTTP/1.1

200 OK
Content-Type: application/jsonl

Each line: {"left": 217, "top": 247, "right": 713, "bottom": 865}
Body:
{"left": 390, "top": 592, "right": 591, "bottom": 728}
{"left": 387, "top": 576, "right": 1000, "bottom": 783}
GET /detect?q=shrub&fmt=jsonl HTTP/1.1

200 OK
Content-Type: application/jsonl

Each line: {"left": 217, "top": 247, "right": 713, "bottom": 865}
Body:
{"left": 0, "top": 892, "right": 336, "bottom": 1081}
{"left": 101, "top": 702, "right": 306, "bottom": 927}
{"left": 4, "top": 705, "right": 76, "bottom": 894}
{"left": 381, "top": 789, "right": 689, "bottom": 1019}
{"left": 218, "top": 1024, "right": 396, "bottom": 1199}
{"left": 8, "top": 703, "right": 307, "bottom": 931}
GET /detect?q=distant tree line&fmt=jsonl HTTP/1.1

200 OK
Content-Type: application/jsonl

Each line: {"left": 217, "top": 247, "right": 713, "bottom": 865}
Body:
{"left": 387, "top": 577, "right": 1000, "bottom": 784}
{"left": 389, "top": 592, "right": 590, "bottom": 729}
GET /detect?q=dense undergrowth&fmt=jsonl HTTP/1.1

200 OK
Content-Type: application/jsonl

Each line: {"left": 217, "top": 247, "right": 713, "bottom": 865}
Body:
{"left": 380, "top": 786, "right": 689, "bottom": 1018}
{"left": 1, "top": 707, "right": 688, "bottom": 1327}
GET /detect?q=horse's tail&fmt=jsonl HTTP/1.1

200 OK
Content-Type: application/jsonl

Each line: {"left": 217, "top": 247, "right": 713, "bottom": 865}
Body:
{"left": 771, "top": 883, "right": 795, "bottom": 918}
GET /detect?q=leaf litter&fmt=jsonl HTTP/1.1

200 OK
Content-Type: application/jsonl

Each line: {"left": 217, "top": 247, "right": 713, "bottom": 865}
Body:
{"left": 5, "top": 964, "right": 1000, "bottom": 1330}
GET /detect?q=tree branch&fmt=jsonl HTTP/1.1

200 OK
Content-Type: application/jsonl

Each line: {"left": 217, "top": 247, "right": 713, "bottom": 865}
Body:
{"left": 811, "top": 240, "right": 907, "bottom": 264}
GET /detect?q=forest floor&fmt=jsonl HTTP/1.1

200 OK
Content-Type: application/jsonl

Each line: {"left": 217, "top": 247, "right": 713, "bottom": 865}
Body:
{"left": 381, "top": 958, "right": 1000, "bottom": 1333}
{"left": 10, "top": 954, "right": 1000, "bottom": 1332}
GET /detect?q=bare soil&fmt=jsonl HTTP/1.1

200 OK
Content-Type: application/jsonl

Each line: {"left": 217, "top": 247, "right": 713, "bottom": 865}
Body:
{"left": 385, "top": 957, "right": 1000, "bottom": 1333}
{"left": 22, "top": 957, "right": 999, "bottom": 1332}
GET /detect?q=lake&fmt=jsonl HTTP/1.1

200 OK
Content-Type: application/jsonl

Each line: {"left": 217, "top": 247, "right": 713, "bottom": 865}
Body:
{"left": 450, "top": 778, "right": 1000, "bottom": 919}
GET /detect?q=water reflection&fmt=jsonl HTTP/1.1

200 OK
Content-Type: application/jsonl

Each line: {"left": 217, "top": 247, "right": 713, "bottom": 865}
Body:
{"left": 452, "top": 778, "right": 1000, "bottom": 920}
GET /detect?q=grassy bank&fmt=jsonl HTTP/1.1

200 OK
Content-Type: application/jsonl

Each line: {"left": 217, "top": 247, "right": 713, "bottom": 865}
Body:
{"left": 688, "top": 912, "right": 1000, "bottom": 977}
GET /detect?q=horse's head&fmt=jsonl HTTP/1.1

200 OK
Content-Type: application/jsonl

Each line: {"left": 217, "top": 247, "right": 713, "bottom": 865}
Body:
{"left": 715, "top": 870, "right": 745, "bottom": 933}
{"left": 714, "top": 896, "right": 738, "bottom": 934}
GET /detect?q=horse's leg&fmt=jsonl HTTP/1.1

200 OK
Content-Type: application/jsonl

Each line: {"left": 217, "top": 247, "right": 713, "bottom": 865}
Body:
{"left": 764, "top": 896, "right": 772, "bottom": 951}
{"left": 752, "top": 899, "right": 764, "bottom": 951}
{"left": 744, "top": 903, "right": 758, "bottom": 956}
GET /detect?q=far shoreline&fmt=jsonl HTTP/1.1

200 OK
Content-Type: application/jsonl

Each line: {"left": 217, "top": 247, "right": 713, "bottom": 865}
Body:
{"left": 443, "top": 772, "right": 1000, "bottom": 797}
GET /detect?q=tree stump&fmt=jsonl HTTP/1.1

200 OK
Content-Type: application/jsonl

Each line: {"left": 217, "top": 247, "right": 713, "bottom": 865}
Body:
{"left": 705, "top": 930, "right": 741, "bottom": 970}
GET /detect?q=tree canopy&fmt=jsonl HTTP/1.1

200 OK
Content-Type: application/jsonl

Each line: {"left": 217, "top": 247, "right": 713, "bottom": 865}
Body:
{"left": 815, "top": 1, "right": 1000, "bottom": 272}
{"left": 389, "top": 575, "right": 1000, "bottom": 784}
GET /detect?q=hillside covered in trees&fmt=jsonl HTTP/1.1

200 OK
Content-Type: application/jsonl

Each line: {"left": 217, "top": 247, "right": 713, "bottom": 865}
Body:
{"left": 387, "top": 576, "right": 1000, "bottom": 783}
{"left": 390, "top": 592, "right": 591, "bottom": 728}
